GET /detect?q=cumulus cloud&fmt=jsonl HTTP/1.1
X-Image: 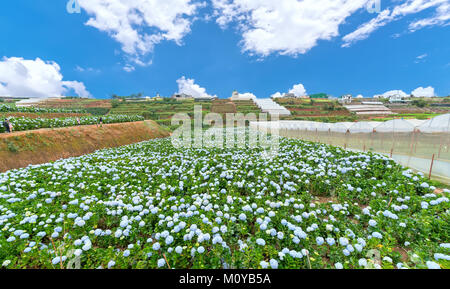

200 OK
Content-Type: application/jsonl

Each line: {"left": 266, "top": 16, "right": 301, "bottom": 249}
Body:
{"left": 411, "top": 86, "right": 435, "bottom": 97}
{"left": 270, "top": 92, "right": 283, "bottom": 99}
{"left": 0, "top": 57, "right": 91, "bottom": 98}
{"left": 176, "top": 76, "right": 217, "bottom": 99}
{"left": 377, "top": 89, "right": 409, "bottom": 98}
{"left": 235, "top": 92, "right": 257, "bottom": 100}
{"left": 342, "top": 0, "right": 449, "bottom": 47}
{"left": 77, "top": 0, "right": 203, "bottom": 65}
{"left": 212, "top": 0, "right": 370, "bottom": 56}
{"left": 289, "top": 83, "right": 307, "bottom": 97}
{"left": 271, "top": 82, "right": 307, "bottom": 98}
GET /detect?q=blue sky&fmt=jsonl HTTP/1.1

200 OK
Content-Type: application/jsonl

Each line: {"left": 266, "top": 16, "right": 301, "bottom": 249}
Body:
{"left": 0, "top": 0, "right": 449, "bottom": 99}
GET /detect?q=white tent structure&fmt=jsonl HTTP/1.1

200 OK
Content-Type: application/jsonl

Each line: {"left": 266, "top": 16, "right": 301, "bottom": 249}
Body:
{"left": 348, "top": 121, "right": 379, "bottom": 133}
{"left": 374, "top": 119, "right": 416, "bottom": 133}
{"left": 417, "top": 114, "right": 450, "bottom": 133}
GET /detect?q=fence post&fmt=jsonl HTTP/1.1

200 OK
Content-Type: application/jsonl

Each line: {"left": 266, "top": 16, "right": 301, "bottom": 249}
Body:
{"left": 429, "top": 154, "right": 435, "bottom": 179}
{"left": 390, "top": 148, "right": 393, "bottom": 158}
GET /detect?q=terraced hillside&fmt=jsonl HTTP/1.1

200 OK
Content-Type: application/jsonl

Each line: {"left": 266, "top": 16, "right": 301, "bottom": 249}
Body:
{"left": 274, "top": 98, "right": 356, "bottom": 122}
{"left": 211, "top": 99, "right": 261, "bottom": 114}
{"left": 109, "top": 99, "right": 212, "bottom": 127}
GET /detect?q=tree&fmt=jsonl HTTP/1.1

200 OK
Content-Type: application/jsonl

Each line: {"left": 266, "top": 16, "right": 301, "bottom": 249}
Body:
{"left": 411, "top": 99, "right": 428, "bottom": 108}
{"left": 111, "top": 99, "right": 120, "bottom": 108}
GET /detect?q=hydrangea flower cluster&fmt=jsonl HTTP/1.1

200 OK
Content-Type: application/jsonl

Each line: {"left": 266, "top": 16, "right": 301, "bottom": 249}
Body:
{"left": 0, "top": 135, "right": 448, "bottom": 269}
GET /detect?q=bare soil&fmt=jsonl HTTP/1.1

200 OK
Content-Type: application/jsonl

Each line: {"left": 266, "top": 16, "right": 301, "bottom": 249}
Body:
{"left": 0, "top": 120, "right": 169, "bottom": 172}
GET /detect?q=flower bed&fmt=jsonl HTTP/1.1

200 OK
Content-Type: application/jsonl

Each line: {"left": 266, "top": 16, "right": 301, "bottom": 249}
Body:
{"left": 0, "top": 136, "right": 448, "bottom": 269}
{"left": 0, "top": 104, "right": 86, "bottom": 114}
{"left": 0, "top": 115, "right": 144, "bottom": 133}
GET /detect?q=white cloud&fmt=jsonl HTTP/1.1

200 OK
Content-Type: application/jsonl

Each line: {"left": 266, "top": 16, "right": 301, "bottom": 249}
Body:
{"left": 416, "top": 53, "right": 428, "bottom": 59}
{"left": 271, "top": 82, "right": 307, "bottom": 98}
{"left": 411, "top": 86, "right": 435, "bottom": 97}
{"left": 356, "top": 94, "right": 364, "bottom": 98}
{"left": 123, "top": 65, "right": 136, "bottom": 73}
{"left": 415, "top": 53, "right": 428, "bottom": 63}
{"left": 376, "top": 89, "right": 409, "bottom": 98}
{"left": 289, "top": 83, "right": 307, "bottom": 97}
{"left": 212, "top": 0, "right": 370, "bottom": 56}
{"left": 176, "top": 76, "right": 217, "bottom": 98}
{"left": 236, "top": 92, "right": 257, "bottom": 100}
{"left": 270, "top": 92, "right": 283, "bottom": 99}
{"left": 409, "top": 2, "right": 450, "bottom": 31}
{"left": 77, "top": 0, "right": 203, "bottom": 64}
{"left": 75, "top": 65, "right": 101, "bottom": 73}
{"left": 0, "top": 57, "right": 91, "bottom": 98}
{"left": 342, "top": 0, "right": 450, "bottom": 47}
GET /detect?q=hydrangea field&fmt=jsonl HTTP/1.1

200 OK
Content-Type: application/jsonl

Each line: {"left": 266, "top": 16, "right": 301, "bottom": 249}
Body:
{"left": 0, "top": 136, "right": 449, "bottom": 269}
{"left": 0, "top": 104, "right": 86, "bottom": 114}
{"left": 0, "top": 115, "right": 144, "bottom": 133}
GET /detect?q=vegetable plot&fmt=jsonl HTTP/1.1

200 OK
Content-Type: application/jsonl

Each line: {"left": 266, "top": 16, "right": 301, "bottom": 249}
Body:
{"left": 0, "top": 136, "right": 448, "bottom": 269}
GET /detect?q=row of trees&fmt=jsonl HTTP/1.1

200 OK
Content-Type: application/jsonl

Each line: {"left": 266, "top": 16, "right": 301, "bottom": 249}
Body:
{"left": 111, "top": 93, "right": 144, "bottom": 100}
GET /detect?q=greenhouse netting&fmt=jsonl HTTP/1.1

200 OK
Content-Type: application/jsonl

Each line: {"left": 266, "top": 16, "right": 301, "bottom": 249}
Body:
{"left": 417, "top": 114, "right": 450, "bottom": 133}
{"left": 250, "top": 114, "right": 450, "bottom": 184}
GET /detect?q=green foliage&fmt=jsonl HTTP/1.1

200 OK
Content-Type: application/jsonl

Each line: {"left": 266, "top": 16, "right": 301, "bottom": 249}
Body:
{"left": 0, "top": 115, "right": 144, "bottom": 133}
{"left": 111, "top": 99, "right": 120, "bottom": 108}
{"left": 411, "top": 99, "right": 429, "bottom": 108}
{"left": 6, "top": 141, "right": 19, "bottom": 152}
{"left": 86, "top": 107, "right": 110, "bottom": 116}
{"left": 0, "top": 104, "right": 86, "bottom": 114}
{"left": 0, "top": 132, "right": 448, "bottom": 269}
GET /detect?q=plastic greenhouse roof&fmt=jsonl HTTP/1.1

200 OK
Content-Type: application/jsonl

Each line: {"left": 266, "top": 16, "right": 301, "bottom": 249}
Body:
{"left": 417, "top": 114, "right": 450, "bottom": 133}
{"left": 374, "top": 119, "right": 416, "bottom": 133}
{"left": 348, "top": 122, "right": 379, "bottom": 133}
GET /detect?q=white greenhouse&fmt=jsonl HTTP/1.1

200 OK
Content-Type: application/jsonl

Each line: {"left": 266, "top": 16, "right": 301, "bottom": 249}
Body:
{"left": 417, "top": 114, "right": 450, "bottom": 133}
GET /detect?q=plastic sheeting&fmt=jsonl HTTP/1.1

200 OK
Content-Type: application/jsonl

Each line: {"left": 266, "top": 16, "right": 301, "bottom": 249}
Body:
{"left": 417, "top": 114, "right": 450, "bottom": 133}
{"left": 405, "top": 119, "right": 427, "bottom": 127}
{"left": 374, "top": 119, "right": 416, "bottom": 133}
{"left": 250, "top": 115, "right": 450, "bottom": 183}
{"left": 348, "top": 121, "right": 379, "bottom": 133}
{"left": 329, "top": 122, "right": 354, "bottom": 133}
{"left": 254, "top": 99, "right": 291, "bottom": 116}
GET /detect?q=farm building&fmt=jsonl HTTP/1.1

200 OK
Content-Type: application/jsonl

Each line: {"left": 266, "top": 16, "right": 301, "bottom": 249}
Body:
{"left": 340, "top": 94, "right": 352, "bottom": 104}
